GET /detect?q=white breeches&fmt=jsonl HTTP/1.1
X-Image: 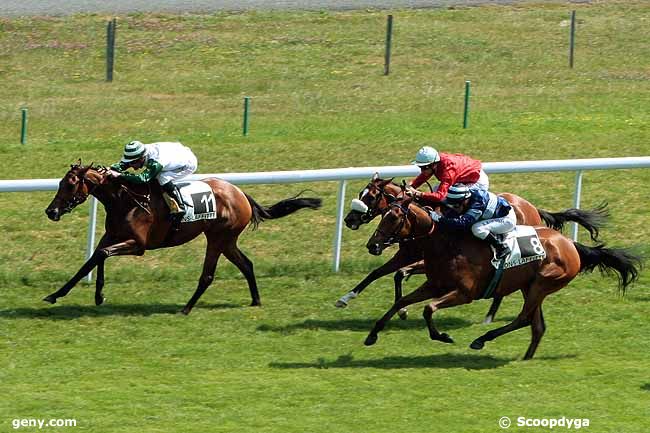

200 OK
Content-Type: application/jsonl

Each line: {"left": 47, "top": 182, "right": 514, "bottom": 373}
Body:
{"left": 471, "top": 208, "right": 517, "bottom": 240}
{"left": 458, "top": 169, "right": 489, "bottom": 192}
{"left": 156, "top": 154, "right": 198, "bottom": 185}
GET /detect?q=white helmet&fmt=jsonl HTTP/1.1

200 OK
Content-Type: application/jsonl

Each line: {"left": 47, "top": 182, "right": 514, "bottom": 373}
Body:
{"left": 411, "top": 146, "right": 440, "bottom": 166}
{"left": 121, "top": 140, "right": 146, "bottom": 162}
{"left": 445, "top": 185, "right": 471, "bottom": 203}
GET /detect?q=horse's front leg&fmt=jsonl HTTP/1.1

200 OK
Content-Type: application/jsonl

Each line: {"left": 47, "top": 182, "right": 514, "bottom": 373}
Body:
{"left": 364, "top": 279, "right": 436, "bottom": 346}
{"left": 422, "top": 288, "right": 473, "bottom": 344}
{"left": 393, "top": 260, "right": 425, "bottom": 320}
{"left": 44, "top": 239, "right": 143, "bottom": 305}
{"left": 43, "top": 252, "right": 103, "bottom": 304}
{"left": 335, "top": 247, "right": 419, "bottom": 308}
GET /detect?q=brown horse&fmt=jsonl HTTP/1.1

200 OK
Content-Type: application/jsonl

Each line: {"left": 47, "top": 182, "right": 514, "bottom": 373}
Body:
{"left": 44, "top": 163, "right": 321, "bottom": 314}
{"left": 363, "top": 198, "right": 642, "bottom": 359}
{"left": 339, "top": 174, "right": 608, "bottom": 323}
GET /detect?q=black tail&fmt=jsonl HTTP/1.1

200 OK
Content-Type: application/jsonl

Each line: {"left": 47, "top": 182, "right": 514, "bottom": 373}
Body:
{"left": 573, "top": 242, "right": 643, "bottom": 293}
{"left": 538, "top": 202, "right": 609, "bottom": 241}
{"left": 245, "top": 193, "right": 322, "bottom": 229}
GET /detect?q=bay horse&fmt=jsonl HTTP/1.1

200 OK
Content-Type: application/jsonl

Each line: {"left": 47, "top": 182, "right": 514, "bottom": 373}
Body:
{"left": 44, "top": 163, "right": 321, "bottom": 314}
{"left": 339, "top": 174, "right": 608, "bottom": 323}
{"left": 363, "top": 197, "right": 642, "bottom": 359}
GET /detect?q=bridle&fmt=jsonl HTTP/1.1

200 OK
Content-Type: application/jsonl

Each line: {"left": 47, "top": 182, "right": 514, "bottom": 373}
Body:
{"left": 60, "top": 169, "right": 99, "bottom": 213}
{"left": 357, "top": 182, "right": 399, "bottom": 223}
{"left": 372, "top": 201, "right": 436, "bottom": 247}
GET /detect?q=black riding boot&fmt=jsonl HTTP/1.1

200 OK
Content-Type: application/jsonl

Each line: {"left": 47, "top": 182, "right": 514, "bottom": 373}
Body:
{"left": 485, "top": 233, "right": 511, "bottom": 260}
{"left": 162, "top": 182, "right": 186, "bottom": 227}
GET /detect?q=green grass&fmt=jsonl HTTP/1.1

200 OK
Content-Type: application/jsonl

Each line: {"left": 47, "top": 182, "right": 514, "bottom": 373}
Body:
{"left": 1, "top": 2, "right": 649, "bottom": 432}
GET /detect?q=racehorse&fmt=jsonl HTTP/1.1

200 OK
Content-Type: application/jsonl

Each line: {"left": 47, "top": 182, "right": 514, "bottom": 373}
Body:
{"left": 44, "top": 163, "right": 321, "bottom": 314}
{"left": 363, "top": 197, "right": 641, "bottom": 359}
{"left": 338, "top": 174, "right": 608, "bottom": 323}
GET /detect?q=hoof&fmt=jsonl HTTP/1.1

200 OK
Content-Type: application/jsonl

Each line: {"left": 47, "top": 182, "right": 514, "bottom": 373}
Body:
{"left": 334, "top": 299, "right": 348, "bottom": 308}
{"left": 179, "top": 306, "right": 191, "bottom": 315}
{"left": 364, "top": 334, "right": 378, "bottom": 346}
{"left": 433, "top": 333, "right": 454, "bottom": 344}
{"left": 398, "top": 308, "right": 408, "bottom": 320}
{"left": 95, "top": 296, "right": 105, "bottom": 306}
{"left": 43, "top": 295, "right": 57, "bottom": 304}
{"left": 483, "top": 316, "right": 494, "bottom": 325}
{"left": 470, "top": 340, "right": 485, "bottom": 350}
{"left": 250, "top": 300, "right": 262, "bottom": 307}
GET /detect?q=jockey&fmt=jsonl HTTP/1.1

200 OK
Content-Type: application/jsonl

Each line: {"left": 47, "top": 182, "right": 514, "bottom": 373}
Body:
{"left": 430, "top": 184, "right": 516, "bottom": 260}
{"left": 405, "top": 146, "right": 489, "bottom": 203}
{"left": 109, "top": 140, "right": 198, "bottom": 223}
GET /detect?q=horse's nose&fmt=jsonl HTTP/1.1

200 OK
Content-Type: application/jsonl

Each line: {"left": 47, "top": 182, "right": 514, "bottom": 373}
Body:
{"left": 344, "top": 214, "right": 360, "bottom": 230}
{"left": 367, "top": 244, "right": 382, "bottom": 256}
{"left": 46, "top": 207, "right": 60, "bottom": 221}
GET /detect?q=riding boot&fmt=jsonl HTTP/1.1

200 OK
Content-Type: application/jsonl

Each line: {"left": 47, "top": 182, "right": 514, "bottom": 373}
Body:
{"left": 485, "top": 233, "right": 511, "bottom": 260}
{"left": 162, "top": 182, "right": 186, "bottom": 228}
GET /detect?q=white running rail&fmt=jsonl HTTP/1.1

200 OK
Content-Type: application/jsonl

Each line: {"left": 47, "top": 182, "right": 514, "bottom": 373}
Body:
{"left": 1, "top": 156, "right": 649, "bottom": 277}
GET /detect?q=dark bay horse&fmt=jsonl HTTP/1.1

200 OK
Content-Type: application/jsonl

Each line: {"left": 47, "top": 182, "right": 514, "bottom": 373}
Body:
{"left": 44, "top": 163, "right": 321, "bottom": 314}
{"left": 364, "top": 198, "right": 641, "bottom": 359}
{"left": 339, "top": 174, "right": 608, "bottom": 323}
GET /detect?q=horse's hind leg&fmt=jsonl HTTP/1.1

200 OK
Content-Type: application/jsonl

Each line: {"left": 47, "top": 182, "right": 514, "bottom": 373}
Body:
{"left": 524, "top": 306, "right": 546, "bottom": 360}
{"left": 470, "top": 287, "right": 545, "bottom": 356}
{"left": 223, "top": 243, "right": 260, "bottom": 307}
{"left": 182, "top": 242, "right": 223, "bottom": 315}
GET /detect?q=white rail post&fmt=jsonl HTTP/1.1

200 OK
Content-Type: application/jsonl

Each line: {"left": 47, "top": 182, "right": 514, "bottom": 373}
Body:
{"left": 84, "top": 197, "right": 98, "bottom": 283}
{"left": 332, "top": 179, "right": 347, "bottom": 272}
{"left": 572, "top": 170, "right": 583, "bottom": 241}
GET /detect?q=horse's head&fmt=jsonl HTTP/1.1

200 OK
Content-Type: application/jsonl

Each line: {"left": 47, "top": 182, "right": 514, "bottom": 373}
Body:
{"left": 344, "top": 173, "right": 400, "bottom": 230}
{"left": 366, "top": 198, "right": 438, "bottom": 256}
{"left": 45, "top": 162, "right": 104, "bottom": 221}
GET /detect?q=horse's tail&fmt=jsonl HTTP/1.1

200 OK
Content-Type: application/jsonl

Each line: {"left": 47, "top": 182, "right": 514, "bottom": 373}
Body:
{"left": 538, "top": 202, "right": 609, "bottom": 241}
{"left": 573, "top": 242, "right": 643, "bottom": 293}
{"left": 245, "top": 192, "right": 322, "bottom": 229}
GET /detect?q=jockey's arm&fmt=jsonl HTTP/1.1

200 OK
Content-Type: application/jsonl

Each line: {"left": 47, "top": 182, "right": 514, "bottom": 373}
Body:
{"left": 119, "top": 160, "right": 163, "bottom": 184}
{"left": 109, "top": 161, "right": 128, "bottom": 172}
{"left": 436, "top": 206, "right": 481, "bottom": 231}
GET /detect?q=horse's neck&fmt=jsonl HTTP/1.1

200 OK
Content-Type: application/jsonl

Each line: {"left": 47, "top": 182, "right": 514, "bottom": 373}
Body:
{"left": 407, "top": 204, "right": 434, "bottom": 237}
{"left": 383, "top": 183, "right": 402, "bottom": 197}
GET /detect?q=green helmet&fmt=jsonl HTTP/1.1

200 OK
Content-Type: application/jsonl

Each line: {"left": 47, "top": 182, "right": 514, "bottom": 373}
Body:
{"left": 121, "top": 140, "right": 145, "bottom": 162}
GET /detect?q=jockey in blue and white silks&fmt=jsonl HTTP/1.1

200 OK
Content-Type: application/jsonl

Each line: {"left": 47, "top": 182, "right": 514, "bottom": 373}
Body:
{"left": 429, "top": 185, "right": 517, "bottom": 259}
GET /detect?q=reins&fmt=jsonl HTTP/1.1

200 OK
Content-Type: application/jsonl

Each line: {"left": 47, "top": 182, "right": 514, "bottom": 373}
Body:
{"left": 118, "top": 183, "right": 152, "bottom": 215}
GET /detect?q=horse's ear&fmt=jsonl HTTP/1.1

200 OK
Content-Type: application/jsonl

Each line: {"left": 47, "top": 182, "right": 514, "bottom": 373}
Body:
{"left": 400, "top": 179, "right": 407, "bottom": 191}
{"left": 372, "top": 172, "right": 379, "bottom": 181}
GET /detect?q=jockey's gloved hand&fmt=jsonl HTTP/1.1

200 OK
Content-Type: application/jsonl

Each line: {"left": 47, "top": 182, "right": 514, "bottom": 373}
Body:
{"left": 430, "top": 211, "right": 442, "bottom": 222}
{"left": 405, "top": 186, "right": 418, "bottom": 197}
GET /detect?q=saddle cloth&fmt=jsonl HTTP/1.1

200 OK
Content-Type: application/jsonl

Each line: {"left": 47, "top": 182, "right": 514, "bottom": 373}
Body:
{"left": 491, "top": 225, "right": 546, "bottom": 270}
{"left": 173, "top": 181, "right": 218, "bottom": 223}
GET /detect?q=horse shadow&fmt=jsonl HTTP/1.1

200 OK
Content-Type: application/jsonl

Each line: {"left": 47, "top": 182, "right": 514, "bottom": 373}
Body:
{"left": 257, "top": 316, "right": 473, "bottom": 334}
{"left": 270, "top": 352, "right": 515, "bottom": 370}
{"left": 0, "top": 302, "right": 241, "bottom": 320}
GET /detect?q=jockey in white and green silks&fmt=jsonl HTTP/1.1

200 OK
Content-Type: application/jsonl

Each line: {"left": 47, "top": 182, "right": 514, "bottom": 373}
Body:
{"left": 109, "top": 141, "right": 198, "bottom": 222}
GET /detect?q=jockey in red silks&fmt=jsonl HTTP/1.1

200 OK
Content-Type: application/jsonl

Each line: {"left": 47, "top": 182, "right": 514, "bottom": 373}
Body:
{"left": 405, "top": 146, "right": 489, "bottom": 203}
